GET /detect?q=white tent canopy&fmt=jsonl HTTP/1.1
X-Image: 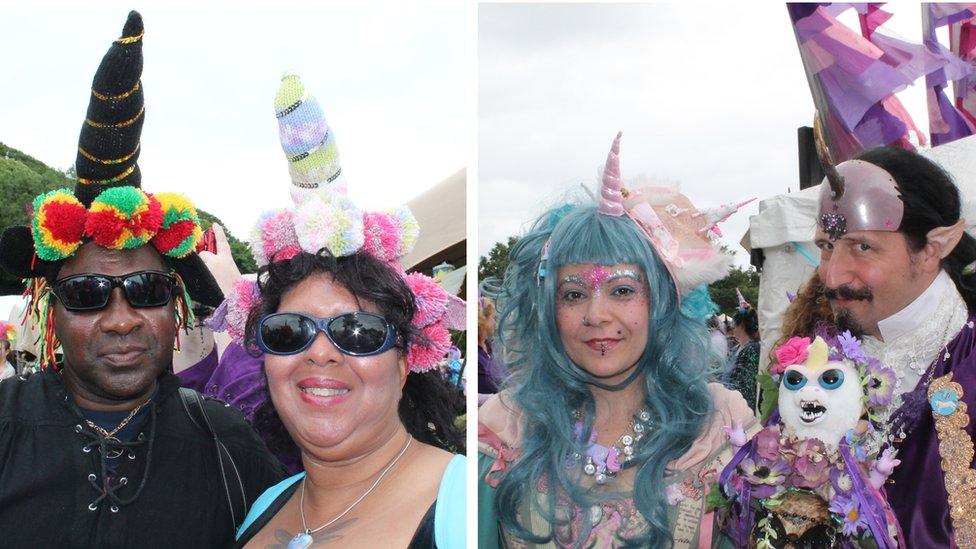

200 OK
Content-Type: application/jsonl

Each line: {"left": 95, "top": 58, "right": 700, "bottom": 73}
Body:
{"left": 402, "top": 168, "right": 466, "bottom": 270}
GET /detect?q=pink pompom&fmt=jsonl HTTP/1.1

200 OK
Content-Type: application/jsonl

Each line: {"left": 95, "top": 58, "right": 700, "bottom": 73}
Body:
{"left": 362, "top": 212, "right": 402, "bottom": 262}
{"left": 225, "top": 278, "right": 262, "bottom": 342}
{"left": 407, "top": 322, "right": 451, "bottom": 373}
{"left": 250, "top": 210, "right": 299, "bottom": 267}
{"left": 406, "top": 272, "right": 449, "bottom": 328}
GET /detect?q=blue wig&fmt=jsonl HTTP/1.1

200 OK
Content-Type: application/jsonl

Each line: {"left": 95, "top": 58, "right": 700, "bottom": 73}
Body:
{"left": 494, "top": 204, "right": 714, "bottom": 547}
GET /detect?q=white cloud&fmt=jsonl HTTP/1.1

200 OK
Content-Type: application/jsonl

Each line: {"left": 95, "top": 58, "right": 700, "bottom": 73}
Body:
{"left": 478, "top": 3, "right": 931, "bottom": 266}
{"left": 0, "top": 1, "right": 466, "bottom": 240}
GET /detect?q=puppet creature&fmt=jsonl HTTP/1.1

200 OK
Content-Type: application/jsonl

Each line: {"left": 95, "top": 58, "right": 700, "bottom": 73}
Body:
{"left": 714, "top": 333, "right": 903, "bottom": 548}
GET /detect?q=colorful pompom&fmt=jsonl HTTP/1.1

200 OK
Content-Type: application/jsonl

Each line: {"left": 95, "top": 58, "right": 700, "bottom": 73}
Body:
{"left": 85, "top": 186, "right": 163, "bottom": 249}
{"left": 249, "top": 209, "right": 300, "bottom": 267}
{"left": 390, "top": 206, "right": 419, "bottom": 257}
{"left": 225, "top": 278, "right": 261, "bottom": 342}
{"left": 362, "top": 212, "right": 402, "bottom": 262}
{"left": 152, "top": 193, "right": 202, "bottom": 258}
{"left": 405, "top": 272, "right": 449, "bottom": 328}
{"left": 407, "top": 321, "right": 451, "bottom": 373}
{"left": 31, "top": 189, "right": 88, "bottom": 261}
{"left": 293, "top": 195, "right": 364, "bottom": 257}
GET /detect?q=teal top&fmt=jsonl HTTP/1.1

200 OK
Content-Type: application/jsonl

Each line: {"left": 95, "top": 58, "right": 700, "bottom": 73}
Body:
{"left": 237, "top": 454, "right": 466, "bottom": 547}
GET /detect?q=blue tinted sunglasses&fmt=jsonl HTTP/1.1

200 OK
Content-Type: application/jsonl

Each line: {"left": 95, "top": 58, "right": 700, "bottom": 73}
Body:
{"left": 256, "top": 312, "right": 398, "bottom": 356}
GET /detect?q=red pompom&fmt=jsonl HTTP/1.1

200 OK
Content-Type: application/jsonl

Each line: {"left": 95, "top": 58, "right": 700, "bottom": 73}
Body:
{"left": 152, "top": 220, "right": 196, "bottom": 253}
{"left": 42, "top": 201, "right": 87, "bottom": 243}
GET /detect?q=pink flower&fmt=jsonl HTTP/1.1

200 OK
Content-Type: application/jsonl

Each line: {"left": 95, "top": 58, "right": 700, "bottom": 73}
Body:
{"left": 772, "top": 336, "right": 812, "bottom": 373}
{"left": 790, "top": 438, "right": 830, "bottom": 489}
{"left": 754, "top": 426, "right": 782, "bottom": 462}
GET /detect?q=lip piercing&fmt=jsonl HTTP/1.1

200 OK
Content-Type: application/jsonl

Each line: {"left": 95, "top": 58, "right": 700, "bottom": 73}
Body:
{"left": 600, "top": 342, "right": 606, "bottom": 356}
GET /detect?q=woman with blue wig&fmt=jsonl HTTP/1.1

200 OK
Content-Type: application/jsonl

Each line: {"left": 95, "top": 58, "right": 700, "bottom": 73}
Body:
{"left": 478, "top": 133, "right": 759, "bottom": 548}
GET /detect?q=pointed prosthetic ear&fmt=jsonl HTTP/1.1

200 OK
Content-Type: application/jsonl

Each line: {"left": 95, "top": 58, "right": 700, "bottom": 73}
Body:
{"left": 927, "top": 219, "right": 966, "bottom": 259}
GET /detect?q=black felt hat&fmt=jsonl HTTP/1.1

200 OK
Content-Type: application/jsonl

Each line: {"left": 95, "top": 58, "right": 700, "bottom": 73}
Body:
{"left": 0, "top": 11, "right": 223, "bottom": 308}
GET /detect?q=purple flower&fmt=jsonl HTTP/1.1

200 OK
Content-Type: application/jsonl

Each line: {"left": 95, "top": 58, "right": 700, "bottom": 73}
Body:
{"left": 837, "top": 331, "right": 867, "bottom": 362}
{"left": 864, "top": 361, "right": 897, "bottom": 408}
{"left": 830, "top": 466, "right": 854, "bottom": 497}
{"left": 754, "top": 426, "right": 783, "bottom": 462}
{"left": 829, "top": 495, "right": 868, "bottom": 536}
{"left": 739, "top": 457, "right": 789, "bottom": 499}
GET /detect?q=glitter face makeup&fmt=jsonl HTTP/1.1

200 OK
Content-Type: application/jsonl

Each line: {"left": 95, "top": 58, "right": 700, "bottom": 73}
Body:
{"left": 555, "top": 263, "right": 649, "bottom": 384}
{"left": 560, "top": 266, "right": 644, "bottom": 296}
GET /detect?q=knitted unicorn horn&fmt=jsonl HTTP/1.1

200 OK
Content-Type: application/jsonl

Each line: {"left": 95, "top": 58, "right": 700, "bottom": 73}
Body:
{"left": 598, "top": 131, "right": 625, "bottom": 216}
{"left": 74, "top": 10, "right": 145, "bottom": 207}
{"left": 275, "top": 71, "right": 347, "bottom": 203}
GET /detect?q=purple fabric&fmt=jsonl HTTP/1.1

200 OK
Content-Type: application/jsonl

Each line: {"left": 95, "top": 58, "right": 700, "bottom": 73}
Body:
{"left": 885, "top": 314, "right": 976, "bottom": 547}
{"left": 177, "top": 342, "right": 303, "bottom": 474}
{"left": 177, "top": 342, "right": 268, "bottom": 423}
{"left": 718, "top": 440, "right": 755, "bottom": 546}
{"left": 838, "top": 441, "right": 897, "bottom": 549}
{"left": 787, "top": 4, "right": 923, "bottom": 161}
{"left": 477, "top": 341, "right": 506, "bottom": 394}
{"left": 924, "top": 4, "right": 976, "bottom": 145}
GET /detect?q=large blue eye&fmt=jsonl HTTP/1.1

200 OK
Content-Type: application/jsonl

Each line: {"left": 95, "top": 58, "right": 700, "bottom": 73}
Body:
{"left": 783, "top": 370, "right": 807, "bottom": 391}
{"left": 819, "top": 369, "right": 845, "bottom": 390}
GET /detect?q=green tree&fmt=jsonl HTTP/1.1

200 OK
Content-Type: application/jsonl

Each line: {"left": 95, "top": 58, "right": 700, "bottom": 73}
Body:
{"left": 195, "top": 210, "right": 257, "bottom": 274}
{"left": 708, "top": 265, "right": 760, "bottom": 315}
{"left": 0, "top": 143, "right": 257, "bottom": 293}
{"left": 478, "top": 236, "right": 518, "bottom": 283}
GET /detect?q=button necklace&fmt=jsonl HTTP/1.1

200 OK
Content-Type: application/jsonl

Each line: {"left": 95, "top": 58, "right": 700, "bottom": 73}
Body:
{"left": 288, "top": 435, "right": 412, "bottom": 549}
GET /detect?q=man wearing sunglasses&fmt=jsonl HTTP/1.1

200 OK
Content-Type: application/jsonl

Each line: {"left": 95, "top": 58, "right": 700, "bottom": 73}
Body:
{"left": 0, "top": 12, "right": 285, "bottom": 548}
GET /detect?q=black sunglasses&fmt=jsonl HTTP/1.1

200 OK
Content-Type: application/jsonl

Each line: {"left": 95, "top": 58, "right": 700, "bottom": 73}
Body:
{"left": 53, "top": 271, "right": 178, "bottom": 312}
{"left": 256, "top": 312, "right": 398, "bottom": 356}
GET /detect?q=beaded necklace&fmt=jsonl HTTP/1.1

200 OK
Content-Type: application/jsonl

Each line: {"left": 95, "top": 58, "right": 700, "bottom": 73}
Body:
{"left": 568, "top": 409, "right": 653, "bottom": 484}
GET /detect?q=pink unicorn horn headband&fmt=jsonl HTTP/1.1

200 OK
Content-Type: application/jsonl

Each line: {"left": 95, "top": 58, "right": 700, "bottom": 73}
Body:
{"left": 596, "top": 133, "right": 738, "bottom": 295}
{"left": 599, "top": 131, "right": 626, "bottom": 216}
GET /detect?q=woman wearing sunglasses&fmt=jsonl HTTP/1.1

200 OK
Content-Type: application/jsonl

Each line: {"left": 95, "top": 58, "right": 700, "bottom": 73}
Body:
{"left": 478, "top": 134, "right": 758, "bottom": 548}
{"left": 179, "top": 73, "right": 466, "bottom": 548}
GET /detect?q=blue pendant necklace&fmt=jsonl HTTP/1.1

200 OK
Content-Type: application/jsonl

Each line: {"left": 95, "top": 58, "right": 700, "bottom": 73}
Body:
{"left": 288, "top": 435, "right": 412, "bottom": 549}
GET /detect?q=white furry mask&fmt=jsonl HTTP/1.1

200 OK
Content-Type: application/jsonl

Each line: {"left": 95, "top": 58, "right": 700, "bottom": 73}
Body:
{"left": 778, "top": 359, "right": 862, "bottom": 447}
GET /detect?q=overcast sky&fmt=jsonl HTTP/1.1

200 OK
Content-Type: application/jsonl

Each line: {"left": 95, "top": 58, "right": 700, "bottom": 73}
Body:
{"left": 478, "top": 3, "right": 931, "bottom": 266}
{"left": 0, "top": 1, "right": 466, "bottom": 242}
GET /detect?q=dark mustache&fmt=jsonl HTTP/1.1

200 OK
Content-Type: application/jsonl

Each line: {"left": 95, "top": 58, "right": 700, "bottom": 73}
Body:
{"left": 825, "top": 286, "right": 873, "bottom": 302}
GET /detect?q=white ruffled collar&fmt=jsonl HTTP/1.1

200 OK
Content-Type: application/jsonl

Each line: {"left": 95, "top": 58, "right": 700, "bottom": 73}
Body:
{"left": 861, "top": 270, "right": 967, "bottom": 415}
{"left": 876, "top": 270, "right": 952, "bottom": 343}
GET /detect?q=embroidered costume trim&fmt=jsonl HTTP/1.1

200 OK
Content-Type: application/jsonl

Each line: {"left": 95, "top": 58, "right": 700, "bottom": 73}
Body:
{"left": 928, "top": 373, "right": 976, "bottom": 547}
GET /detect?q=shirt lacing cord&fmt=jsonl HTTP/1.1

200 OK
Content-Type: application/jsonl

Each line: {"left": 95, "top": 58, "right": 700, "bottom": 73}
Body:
{"left": 76, "top": 405, "right": 158, "bottom": 513}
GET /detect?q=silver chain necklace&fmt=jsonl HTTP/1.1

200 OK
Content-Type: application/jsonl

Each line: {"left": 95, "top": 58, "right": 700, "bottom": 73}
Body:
{"left": 287, "top": 435, "right": 412, "bottom": 549}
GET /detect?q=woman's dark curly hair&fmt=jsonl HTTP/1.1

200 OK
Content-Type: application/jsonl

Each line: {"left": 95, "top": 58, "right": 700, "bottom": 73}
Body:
{"left": 245, "top": 249, "right": 465, "bottom": 460}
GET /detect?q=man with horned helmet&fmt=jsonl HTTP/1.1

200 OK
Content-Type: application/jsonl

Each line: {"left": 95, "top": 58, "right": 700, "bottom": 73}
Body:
{"left": 778, "top": 131, "right": 976, "bottom": 545}
{"left": 0, "top": 12, "right": 285, "bottom": 547}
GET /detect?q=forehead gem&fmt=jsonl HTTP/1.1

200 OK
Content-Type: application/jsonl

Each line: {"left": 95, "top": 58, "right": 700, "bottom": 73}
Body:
{"left": 819, "top": 209, "right": 847, "bottom": 241}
